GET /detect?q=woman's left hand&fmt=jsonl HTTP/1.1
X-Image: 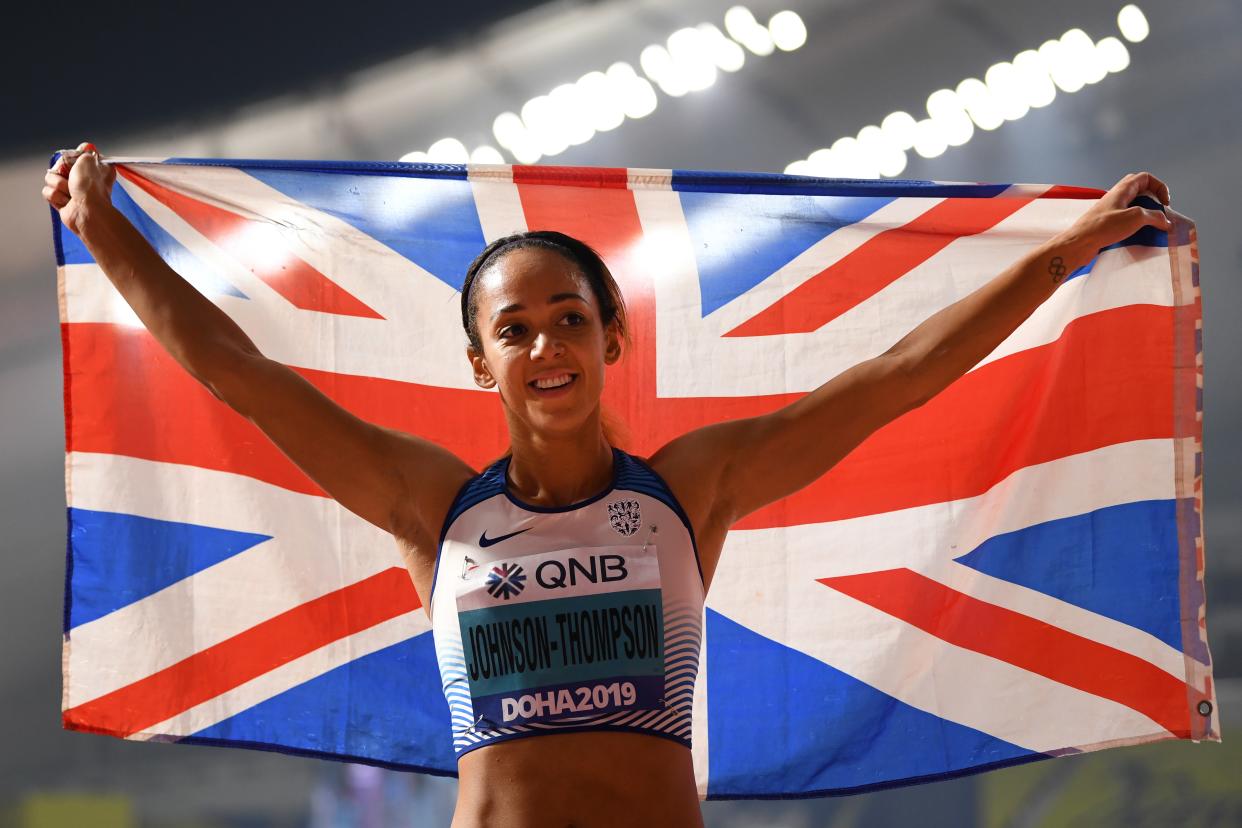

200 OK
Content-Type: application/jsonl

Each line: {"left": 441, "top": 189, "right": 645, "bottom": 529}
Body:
{"left": 1055, "top": 171, "right": 1174, "bottom": 260}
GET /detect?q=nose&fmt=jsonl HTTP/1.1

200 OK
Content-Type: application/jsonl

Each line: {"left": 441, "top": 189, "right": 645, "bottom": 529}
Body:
{"left": 530, "top": 330, "right": 565, "bottom": 360}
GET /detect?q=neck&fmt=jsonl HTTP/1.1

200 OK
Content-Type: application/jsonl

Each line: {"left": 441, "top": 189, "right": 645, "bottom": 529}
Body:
{"left": 505, "top": 409, "right": 614, "bottom": 508}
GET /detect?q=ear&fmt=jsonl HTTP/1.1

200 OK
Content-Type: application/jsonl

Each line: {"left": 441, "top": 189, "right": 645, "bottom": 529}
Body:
{"left": 468, "top": 346, "right": 497, "bottom": 389}
{"left": 603, "top": 320, "right": 623, "bottom": 366}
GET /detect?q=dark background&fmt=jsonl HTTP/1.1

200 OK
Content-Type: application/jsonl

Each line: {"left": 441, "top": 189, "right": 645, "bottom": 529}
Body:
{"left": 2, "top": 1, "right": 1238, "bottom": 825}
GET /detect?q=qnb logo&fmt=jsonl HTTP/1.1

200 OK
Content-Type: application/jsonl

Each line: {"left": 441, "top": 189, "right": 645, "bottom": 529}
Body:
{"left": 486, "top": 562, "right": 527, "bottom": 600}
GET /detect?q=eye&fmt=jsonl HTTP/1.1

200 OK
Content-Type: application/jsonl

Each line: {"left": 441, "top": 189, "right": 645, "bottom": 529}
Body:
{"left": 497, "top": 323, "right": 526, "bottom": 340}
{"left": 559, "top": 312, "right": 586, "bottom": 326}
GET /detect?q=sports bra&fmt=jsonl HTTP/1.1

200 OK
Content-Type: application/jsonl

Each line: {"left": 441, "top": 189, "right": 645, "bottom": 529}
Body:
{"left": 429, "top": 448, "right": 705, "bottom": 758}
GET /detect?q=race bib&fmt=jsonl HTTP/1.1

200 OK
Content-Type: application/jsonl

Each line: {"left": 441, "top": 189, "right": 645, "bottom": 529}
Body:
{"left": 456, "top": 545, "right": 664, "bottom": 726}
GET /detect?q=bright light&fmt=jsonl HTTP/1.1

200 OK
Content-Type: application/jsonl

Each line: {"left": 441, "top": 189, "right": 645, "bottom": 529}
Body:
{"left": 668, "top": 27, "right": 719, "bottom": 92}
{"left": 925, "top": 88, "right": 974, "bottom": 146}
{"left": 830, "top": 136, "right": 867, "bottom": 177}
{"left": 699, "top": 23, "right": 746, "bottom": 71}
{"left": 427, "top": 137, "right": 468, "bottom": 163}
{"left": 492, "top": 112, "right": 526, "bottom": 150}
{"left": 509, "top": 139, "right": 542, "bottom": 165}
{"left": 641, "top": 44, "right": 689, "bottom": 96}
{"left": 985, "top": 62, "right": 1030, "bottom": 121}
{"left": 1117, "top": 4, "right": 1149, "bottom": 42}
{"left": 521, "top": 95, "right": 569, "bottom": 157}
{"left": 399, "top": 150, "right": 429, "bottom": 162}
{"left": 857, "top": 125, "right": 907, "bottom": 178}
{"left": 461, "top": 6, "right": 809, "bottom": 165}
{"left": 1040, "top": 39, "right": 1084, "bottom": 93}
{"left": 608, "top": 63, "right": 658, "bottom": 119}
{"left": 912, "top": 119, "right": 948, "bottom": 159}
{"left": 576, "top": 71, "right": 625, "bottom": 132}
{"left": 769, "top": 11, "right": 807, "bottom": 51}
{"left": 782, "top": 15, "right": 1136, "bottom": 178}
{"left": 955, "top": 78, "right": 1004, "bottom": 130}
{"left": 470, "top": 146, "right": 505, "bottom": 164}
{"left": 807, "top": 147, "right": 837, "bottom": 176}
{"left": 1061, "top": 29, "right": 1106, "bottom": 85}
{"left": 725, "top": 5, "right": 775, "bottom": 55}
{"left": 1097, "top": 36, "right": 1131, "bottom": 73}
{"left": 880, "top": 111, "right": 918, "bottom": 150}
{"left": 877, "top": 146, "right": 908, "bottom": 178}
{"left": 724, "top": 6, "right": 758, "bottom": 40}
{"left": 549, "top": 83, "right": 594, "bottom": 146}
{"left": 1012, "top": 49, "right": 1057, "bottom": 108}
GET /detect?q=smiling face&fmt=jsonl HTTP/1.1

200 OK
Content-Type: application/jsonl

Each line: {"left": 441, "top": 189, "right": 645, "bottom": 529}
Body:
{"left": 467, "top": 247, "right": 622, "bottom": 439}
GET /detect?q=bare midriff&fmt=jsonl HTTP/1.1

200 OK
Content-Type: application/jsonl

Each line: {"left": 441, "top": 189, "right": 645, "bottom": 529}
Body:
{"left": 452, "top": 730, "right": 703, "bottom": 828}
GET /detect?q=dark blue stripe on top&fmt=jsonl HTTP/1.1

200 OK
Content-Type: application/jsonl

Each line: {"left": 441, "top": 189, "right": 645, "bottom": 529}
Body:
{"left": 161, "top": 157, "right": 470, "bottom": 180}
{"left": 704, "top": 609, "right": 1036, "bottom": 798}
{"left": 679, "top": 190, "right": 893, "bottom": 315}
{"left": 67, "top": 507, "right": 270, "bottom": 629}
{"left": 671, "top": 170, "right": 1012, "bottom": 199}
{"left": 955, "top": 499, "right": 1182, "bottom": 650}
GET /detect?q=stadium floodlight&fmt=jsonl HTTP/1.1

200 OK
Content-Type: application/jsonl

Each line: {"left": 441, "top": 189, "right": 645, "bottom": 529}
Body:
{"left": 769, "top": 11, "right": 807, "bottom": 52}
{"left": 784, "top": 6, "right": 1143, "bottom": 179}
{"left": 469, "top": 146, "right": 505, "bottom": 164}
{"left": 1117, "top": 4, "right": 1149, "bottom": 42}
{"left": 1096, "top": 37, "right": 1131, "bottom": 73}
{"left": 401, "top": 6, "right": 803, "bottom": 164}
{"left": 880, "top": 111, "right": 919, "bottom": 150}
{"left": 427, "top": 138, "right": 469, "bottom": 163}
{"left": 699, "top": 23, "right": 746, "bottom": 72}
{"left": 725, "top": 6, "right": 776, "bottom": 56}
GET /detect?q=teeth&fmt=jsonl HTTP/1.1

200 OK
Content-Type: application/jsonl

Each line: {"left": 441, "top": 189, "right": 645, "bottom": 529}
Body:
{"left": 534, "top": 374, "right": 573, "bottom": 389}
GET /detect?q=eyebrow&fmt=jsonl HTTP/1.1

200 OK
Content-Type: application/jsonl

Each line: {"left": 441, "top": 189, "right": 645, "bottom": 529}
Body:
{"left": 492, "top": 292, "right": 588, "bottom": 320}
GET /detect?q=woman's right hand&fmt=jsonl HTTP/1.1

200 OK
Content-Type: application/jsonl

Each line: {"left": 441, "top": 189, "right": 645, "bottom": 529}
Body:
{"left": 42, "top": 142, "right": 117, "bottom": 237}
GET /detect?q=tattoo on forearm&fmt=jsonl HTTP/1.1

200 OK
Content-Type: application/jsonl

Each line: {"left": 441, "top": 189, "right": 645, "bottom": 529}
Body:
{"left": 1049, "top": 256, "right": 1068, "bottom": 283}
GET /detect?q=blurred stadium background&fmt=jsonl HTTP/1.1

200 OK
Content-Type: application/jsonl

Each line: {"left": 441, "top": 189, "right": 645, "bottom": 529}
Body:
{"left": 2, "top": 1, "right": 1239, "bottom": 825}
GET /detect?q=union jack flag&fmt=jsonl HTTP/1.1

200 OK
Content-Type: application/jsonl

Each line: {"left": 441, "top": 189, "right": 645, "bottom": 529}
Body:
{"left": 53, "top": 158, "right": 1216, "bottom": 798}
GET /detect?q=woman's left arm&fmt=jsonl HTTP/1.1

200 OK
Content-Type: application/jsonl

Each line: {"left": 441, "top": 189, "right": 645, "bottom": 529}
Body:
{"left": 654, "top": 172, "right": 1173, "bottom": 537}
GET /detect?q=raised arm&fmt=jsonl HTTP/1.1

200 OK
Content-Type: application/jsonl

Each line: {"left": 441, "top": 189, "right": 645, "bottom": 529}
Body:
{"left": 44, "top": 146, "right": 474, "bottom": 545}
{"left": 654, "top": 173, "right": 1174, "bottom": 556}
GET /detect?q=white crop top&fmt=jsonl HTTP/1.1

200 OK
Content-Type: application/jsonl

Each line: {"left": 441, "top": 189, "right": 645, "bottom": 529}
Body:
{"left": 429, "top": 448, "right": 705, "bottom": 758}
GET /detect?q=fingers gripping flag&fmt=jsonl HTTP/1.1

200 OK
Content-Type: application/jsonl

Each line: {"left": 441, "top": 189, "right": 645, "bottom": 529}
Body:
{"left": 52, "top": 158, "right": 1216, "bottom": 798}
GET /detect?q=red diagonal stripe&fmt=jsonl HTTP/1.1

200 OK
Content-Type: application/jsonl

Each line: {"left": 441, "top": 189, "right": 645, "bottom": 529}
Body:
{"left": 819, "top": 568, "right": 1196, "bottom": 737}
{"left": 117, "top": 167, "right": 384, "bottom": 320}
{"left": 724, "top": 195, "right": 1036, "bottom": 337}
{"left": 732, "top": 303, "right": 1174, "bottom": 529}
{"left": 64, "top": 566, "right": 421, "bottom": 738}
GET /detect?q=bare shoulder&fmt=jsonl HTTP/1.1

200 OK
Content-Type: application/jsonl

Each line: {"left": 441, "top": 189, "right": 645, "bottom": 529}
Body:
{"left": 645, "top": 422, "right": 752, "bottom": 586}
{"left": 387, "top": 430, "right": 477, "bottom": 537}
{"left": 387, "top": 432, "right": 477, "bottom": 602}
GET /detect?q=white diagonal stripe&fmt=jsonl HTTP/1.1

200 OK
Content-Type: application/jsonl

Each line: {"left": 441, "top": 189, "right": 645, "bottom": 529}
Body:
{"left": 131, "top": 609, "right": 430, "bottom": 739}
{"left": 65, "top": 453, "right": 410, "bottom": 707}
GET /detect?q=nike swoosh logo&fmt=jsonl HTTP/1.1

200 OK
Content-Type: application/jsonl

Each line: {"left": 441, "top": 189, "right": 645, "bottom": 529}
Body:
{"left": 478, "top": 528, "right": 532, "bottom": 548}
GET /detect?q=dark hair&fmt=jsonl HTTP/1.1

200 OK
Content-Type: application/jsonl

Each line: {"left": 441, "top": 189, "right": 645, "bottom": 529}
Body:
{"left": 460, "top": 230, "right": 628, "bottom": 352}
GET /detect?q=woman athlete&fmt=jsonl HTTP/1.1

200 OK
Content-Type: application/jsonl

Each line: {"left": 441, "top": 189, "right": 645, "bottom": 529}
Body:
{"left": 45, "top": 143, "right": 1172, "bottom": 827}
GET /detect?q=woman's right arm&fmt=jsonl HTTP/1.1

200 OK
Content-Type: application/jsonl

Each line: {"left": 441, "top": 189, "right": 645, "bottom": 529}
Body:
{"left": 44, "top": 146, "right": 475, "bottom": 543}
